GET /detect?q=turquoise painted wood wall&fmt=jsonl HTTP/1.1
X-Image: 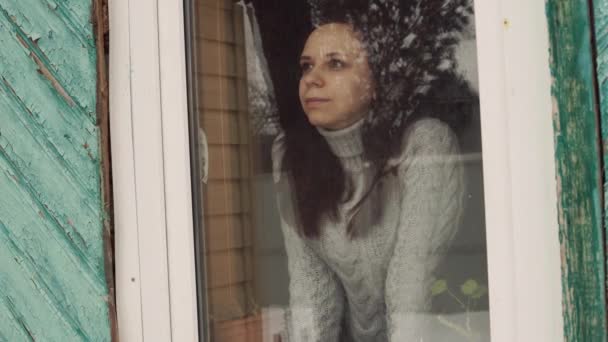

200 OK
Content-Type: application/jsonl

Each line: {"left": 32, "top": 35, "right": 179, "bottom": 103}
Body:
{"left": 593, "top": 4, "right": 608, "bottom": 341}
{"left": 547, "top": 0, "right": 608, "bottom": 340}
{"left": 0, "top": 0, "right": 111, "bottom": 341}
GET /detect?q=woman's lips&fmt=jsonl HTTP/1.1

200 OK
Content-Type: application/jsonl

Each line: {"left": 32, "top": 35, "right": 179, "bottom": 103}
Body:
{"left": 304, "top": 98, "right": 330, "bottom": 108}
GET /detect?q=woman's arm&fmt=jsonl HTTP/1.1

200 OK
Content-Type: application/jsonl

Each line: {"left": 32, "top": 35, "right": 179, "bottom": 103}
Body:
{"left": 384, "top": 119, "right": 466, "bottom": 341}
{"left": 279, "top": 214, "right": 345, "bottom": 342}
{"left": 272, "top": 134, "right": 345, "bottom": 342}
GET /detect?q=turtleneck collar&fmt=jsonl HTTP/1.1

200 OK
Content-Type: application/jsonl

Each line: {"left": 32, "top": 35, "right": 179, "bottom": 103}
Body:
{"left": 316, "top": 119, "right": 367, "bottom": 171}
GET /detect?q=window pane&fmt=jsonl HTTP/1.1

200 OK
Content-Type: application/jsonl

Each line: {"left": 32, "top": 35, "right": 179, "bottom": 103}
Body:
{"left": 188, "top": 1, "right": 490, "bottom": 341}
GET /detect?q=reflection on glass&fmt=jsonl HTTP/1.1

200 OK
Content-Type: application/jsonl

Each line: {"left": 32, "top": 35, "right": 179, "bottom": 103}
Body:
{"left": 190, "top": 0, "right": 489, "bottom": 341}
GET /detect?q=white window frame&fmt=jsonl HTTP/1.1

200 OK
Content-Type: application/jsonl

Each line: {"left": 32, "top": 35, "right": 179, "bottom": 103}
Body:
{"left": 109, "top": 0, "right": 199, "bottom": 341}
{"left": 109, "top": 0, "right": 564, "bottom": 341}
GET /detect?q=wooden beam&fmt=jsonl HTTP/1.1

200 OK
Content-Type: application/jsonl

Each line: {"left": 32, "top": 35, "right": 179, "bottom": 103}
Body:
{"left": 93, "top": 0, "right": 117, "bottom": 340}
{"left": 546, "top": 0, "right": 607, "bottom": 340}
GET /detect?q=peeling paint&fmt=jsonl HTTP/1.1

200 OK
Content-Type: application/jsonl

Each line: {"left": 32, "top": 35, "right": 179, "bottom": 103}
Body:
{"left": 0, "top": 1, "right": 96, "bottom": 118}
{"left": 546, "top": 0, "right": 607, "bottom": 340}
{"left": 14, "top": 33, "right": 77, "bottom": 107}
{"left": 0, "top": 0, "right": 110, "bottom": 340}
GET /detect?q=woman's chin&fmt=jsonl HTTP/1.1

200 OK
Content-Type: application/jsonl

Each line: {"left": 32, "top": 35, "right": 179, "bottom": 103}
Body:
{"left": 308, "top": 116, "right": 358, "bottom": 131}
{"left": 305, "top": 113, "right": 333, "bottom": 129}
{"left": 305, "top": 109, "right": 369, "bottom": 130}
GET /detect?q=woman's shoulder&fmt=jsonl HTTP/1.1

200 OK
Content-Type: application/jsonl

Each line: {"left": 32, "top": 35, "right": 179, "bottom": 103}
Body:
{"left": 403, "top": 117, "right": 459, "bottom": 154}
{"left": 405, "top": 118, "right": 457, "bottom": 149}
{"left": 389, "top": 118, "right": 460, "bottom": 167}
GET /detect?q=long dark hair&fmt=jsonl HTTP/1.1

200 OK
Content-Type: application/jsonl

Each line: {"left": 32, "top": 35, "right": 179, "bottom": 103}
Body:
{"left": 279, "top": 0, "right": 474, "bottom": 239}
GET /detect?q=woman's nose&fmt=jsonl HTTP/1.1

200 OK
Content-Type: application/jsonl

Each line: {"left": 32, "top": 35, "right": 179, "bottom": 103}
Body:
{"left": 302, "top": 69, "right": 324, "bottom": 88}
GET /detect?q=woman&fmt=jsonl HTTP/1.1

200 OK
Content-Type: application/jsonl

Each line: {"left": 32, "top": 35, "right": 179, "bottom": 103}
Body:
{"left": 272, "top": 3, "right": 471, "bottom": 341}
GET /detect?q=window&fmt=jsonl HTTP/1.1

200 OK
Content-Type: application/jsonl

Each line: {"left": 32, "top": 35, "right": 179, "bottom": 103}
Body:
{"left": 110, "top": 0, "right": 564, "bottom": 340}
{"left": 190, "top": 1, "right": 490, "bottom": 341}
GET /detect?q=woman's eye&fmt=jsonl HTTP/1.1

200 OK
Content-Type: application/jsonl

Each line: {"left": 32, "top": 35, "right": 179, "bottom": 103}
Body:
{"left": 329, "top": 59, "right": 345, "bottom": 69}
{"left": 300, "top": 62, "right": 313, "bottom": 73}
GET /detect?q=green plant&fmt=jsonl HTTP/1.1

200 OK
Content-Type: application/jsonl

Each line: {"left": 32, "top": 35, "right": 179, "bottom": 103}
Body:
{"left": 430, "top": 278, "right": 488, "bottom": 341}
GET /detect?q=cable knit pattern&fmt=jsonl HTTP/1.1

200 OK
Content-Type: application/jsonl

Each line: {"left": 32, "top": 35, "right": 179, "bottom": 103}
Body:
{"left": 272, "top": 118, "right": 465, "bottom": 342}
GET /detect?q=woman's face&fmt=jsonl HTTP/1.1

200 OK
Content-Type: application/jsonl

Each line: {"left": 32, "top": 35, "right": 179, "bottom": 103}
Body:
{"left": 299, "top": 23, "right": 374, "bottom": 130}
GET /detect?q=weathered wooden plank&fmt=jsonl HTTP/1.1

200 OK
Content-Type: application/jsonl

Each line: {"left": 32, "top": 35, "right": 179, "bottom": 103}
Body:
{"left": 0, "top": 177, "right": 107, "bottom": 340}
{"left": 53, "top": 0, "right": 94, "bottom": 39}
{"left": 0, "top": 225, "right": 91, "bottom": 341}
{"left": 0, "top": 0, "right": 111, "bottom": 340}
{"left": 0, "top": 83, "right": 104, "bottom": 275}
{"left": 0, "top": 15, "right": 100, "bottom": 196}
{"left": 92, "top": 0, "right": 116, "bottom": 339}
{"left": 546, "top": 0, "right": 607, "bottom": 340}
{"left": 0, "top": 0, "right": 97, "bottom": 118}
{"left": 0, "top": 2, "right": 101, "bottom": 224}
{"left": 0, "top": 295, "right": 35, "bottom": 342}
{"left": 592, "top": 0, "right": 608, "bottom": 317}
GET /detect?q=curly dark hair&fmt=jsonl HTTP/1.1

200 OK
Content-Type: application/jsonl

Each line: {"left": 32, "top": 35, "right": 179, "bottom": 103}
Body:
{"left": 279, "top": 0, "right": 475, "bottom": 238}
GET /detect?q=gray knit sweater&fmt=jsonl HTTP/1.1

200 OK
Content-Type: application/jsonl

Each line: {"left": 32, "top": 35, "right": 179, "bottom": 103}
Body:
{"left": 272, "top": 118, "right": 465, "bottom": 342}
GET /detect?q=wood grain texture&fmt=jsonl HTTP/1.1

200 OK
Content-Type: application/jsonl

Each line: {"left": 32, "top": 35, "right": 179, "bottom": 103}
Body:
{"left": 0, "top": 0, "right": 111, "bottom": 340}
{"left": 593, "top": 3, "right": 608, "bottom": 334}
{"left": 546, "top": 0, "right": 607, "bottom": 340}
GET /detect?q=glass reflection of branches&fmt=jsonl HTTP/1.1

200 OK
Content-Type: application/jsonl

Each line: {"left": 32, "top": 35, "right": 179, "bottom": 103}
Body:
{"left": 265, "top": 1, "right": 477, "bottom": 341}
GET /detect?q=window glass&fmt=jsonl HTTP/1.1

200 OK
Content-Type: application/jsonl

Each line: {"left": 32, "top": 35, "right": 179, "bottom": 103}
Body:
{"left": 188, "top": 1, "right": 489, "bottom": 341}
